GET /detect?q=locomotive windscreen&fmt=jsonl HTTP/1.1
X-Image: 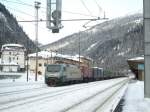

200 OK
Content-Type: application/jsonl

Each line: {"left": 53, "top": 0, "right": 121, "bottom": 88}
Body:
{"left": 47, "top": 65, "right": 61, "bottom": 72}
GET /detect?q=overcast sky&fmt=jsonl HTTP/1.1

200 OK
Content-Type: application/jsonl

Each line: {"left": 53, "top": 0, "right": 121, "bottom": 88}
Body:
{"left": 1, "top": 0, "right": 143, "bottom": 45}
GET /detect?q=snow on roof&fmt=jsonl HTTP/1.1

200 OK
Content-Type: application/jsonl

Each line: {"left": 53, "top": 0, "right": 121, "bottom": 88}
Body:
{"left": 1, "top": 44, "right": 26, "bottom": 51}
{"left": 74, "top": 55, "right": 93, "bottom": 61}
{"left": 28, "top": 51, "right": 91, "bottom": 62}
{"left": 128, "top": 56, "right": 144, "bottom": 61}
{"left": 29, "top": 51, "right": 56, "bottom": 58}
{"left": 92, "top": 67, "right": 103, "bottom": 69}
{"left": 2, "top": 44, "right": 24, "bottom": 48}
{"left": 59, "top": 54, "right": 79, "bottom": 62}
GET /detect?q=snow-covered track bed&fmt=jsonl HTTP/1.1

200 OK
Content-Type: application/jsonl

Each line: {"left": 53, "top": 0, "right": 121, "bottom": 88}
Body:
{"left": 0, "top": 78, "right": 129, "bottom": 112}
{"left": 63, "top": 79, "right": 128, "bottom": 112}
{"left": 0, "top": 82, "right": 46, "bottom": 94}
{"left": 0, "top": 82, "right": 44, "bottom": 88}
{"left": 0, "top": 81, "right": 106, "bottom": 110}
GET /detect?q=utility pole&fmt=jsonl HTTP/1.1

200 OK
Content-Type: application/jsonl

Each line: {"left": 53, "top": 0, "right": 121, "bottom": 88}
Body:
{"left": 35, "top": 1, "right": 41, "bottom": 81}
{"left": 79, "top": 32, "right": 81, "bottom": 67}
{"left": 51, "top": 50, "right": 52, "bottom": 64}
{"left": 26, "top": 46, "right": 29, "bottom": 82}
{"left": 144, "top": 0, "right": 150, "bottom": 98}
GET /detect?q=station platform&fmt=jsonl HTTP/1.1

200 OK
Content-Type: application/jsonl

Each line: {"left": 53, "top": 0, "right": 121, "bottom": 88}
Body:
{"left": 122, "top": 80, "right": 150, "bottom": 112}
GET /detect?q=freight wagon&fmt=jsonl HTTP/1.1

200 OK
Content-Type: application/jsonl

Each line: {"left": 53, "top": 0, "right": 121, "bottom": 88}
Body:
{"left": 80, "top": 66, "right": 92, "bottom": 82}
{"left": 91, "top": 67, "right": 104, "bottom": 80}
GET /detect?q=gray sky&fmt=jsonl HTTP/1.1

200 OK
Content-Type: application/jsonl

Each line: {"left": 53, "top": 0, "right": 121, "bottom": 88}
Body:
{"left": 1, "top": 0, "right": 143, "bottom": 45}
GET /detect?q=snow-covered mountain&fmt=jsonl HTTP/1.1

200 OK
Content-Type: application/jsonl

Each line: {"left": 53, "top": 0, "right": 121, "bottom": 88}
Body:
{"left": 41, "top": 13, "right": 143, "bottom": 74}
{"left": 0, "top": 3, "right": 36, "bottom": 53}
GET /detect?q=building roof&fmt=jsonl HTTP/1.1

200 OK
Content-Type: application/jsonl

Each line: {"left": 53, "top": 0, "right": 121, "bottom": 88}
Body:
{"left": 127, "top": 56, "right": 144, "bottom": 63}
{"left": 1, "top": 44, "right": 26, "bottom": 51}
{"left": 28, "top": 51, "right": 57, "bottom": 59}
{"left": 28, "top": 50, "right": 92, "bottom": 63}
{"left": 2, "top": 44, "right": 23, "bottom": 48}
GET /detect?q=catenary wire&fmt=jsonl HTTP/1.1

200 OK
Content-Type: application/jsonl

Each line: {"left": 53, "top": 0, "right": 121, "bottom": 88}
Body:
{"left": 80, "top": 0, "right": 95, "bottom": 18}
{"left": 2, "top": 0, "right": 98, "bottom": 18}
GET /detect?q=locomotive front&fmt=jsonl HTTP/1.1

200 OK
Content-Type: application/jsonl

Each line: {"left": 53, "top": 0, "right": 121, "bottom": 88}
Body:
{"left": 45, "top": 64, "right": 64, "bottom": 86}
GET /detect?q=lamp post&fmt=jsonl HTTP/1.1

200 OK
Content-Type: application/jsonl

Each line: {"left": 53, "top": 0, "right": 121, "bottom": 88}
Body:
{"left": 35, "top": 1, "right": 41, "bottom": 81}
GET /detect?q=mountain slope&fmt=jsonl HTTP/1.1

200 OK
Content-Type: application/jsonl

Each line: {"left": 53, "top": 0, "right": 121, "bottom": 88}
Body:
{"left": 41, "top": 13, "right": 143, "bottom": 73}
{"left": 0, "top": 3, "right": 36, "bottom": 54}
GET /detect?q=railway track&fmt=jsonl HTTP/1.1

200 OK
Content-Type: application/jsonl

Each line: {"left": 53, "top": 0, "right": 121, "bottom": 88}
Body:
{"left": 0, "top": 78, "right": 129, "bottom": 112}
{"left": 0, "top": 79, "right": 111, "bottom": 110}
{"left": 61, "top": 79, "right": 128, "bottom": 112}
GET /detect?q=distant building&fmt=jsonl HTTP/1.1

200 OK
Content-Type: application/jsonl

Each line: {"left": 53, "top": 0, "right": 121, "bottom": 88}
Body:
{"left": 127, "top": 56, "right": 144, "bottom": 81}
{"left": 0, "top": 63, "right": 19, "bottom": 72}
{"left": 28, "top": 51, "right": 93, "bottom": 75}
{"left": 0, "top": 44, "right": 26, "bottom": 72}
{"left": 28, "top": 51, "right": 57, "bottom": 75}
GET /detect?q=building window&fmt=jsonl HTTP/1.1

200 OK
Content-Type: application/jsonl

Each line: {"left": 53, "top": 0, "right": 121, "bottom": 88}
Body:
{"left": 17, "top": 57, "right": 19, "bottom": 60}
{"left": 9, "top": 57, "right": 11, "bottom": 63}
{"left": 9, "top": 52, "right": 11, "bottom": 55}
{"left": 39, "top": 63, "right": 42, "bottom": 67}
{"left": 38, "top": 71, "right": 42, "bottom": 75}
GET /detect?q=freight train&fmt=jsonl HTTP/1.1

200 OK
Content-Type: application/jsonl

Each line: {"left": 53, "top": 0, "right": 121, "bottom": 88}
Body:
{"left": 45, "top": 64, "right": 122, "bottom": 86}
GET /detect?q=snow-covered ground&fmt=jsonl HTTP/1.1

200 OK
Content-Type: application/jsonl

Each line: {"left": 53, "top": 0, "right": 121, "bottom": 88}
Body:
{"left": 0, "top": 77, "right": 129, "bottom": 112}
{"left": 0, "top": 71, "right": 44, "bottom": 83}
{"left": 1, "top": 72, "right": 150, "bottom": 112}
{"left": 123, "top": 80, "right": 150, "bottom": 112}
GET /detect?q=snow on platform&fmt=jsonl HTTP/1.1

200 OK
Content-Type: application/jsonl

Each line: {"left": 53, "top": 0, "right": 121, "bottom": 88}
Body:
{"left": 123, "top": 81, "right": 150, "bottom": 112}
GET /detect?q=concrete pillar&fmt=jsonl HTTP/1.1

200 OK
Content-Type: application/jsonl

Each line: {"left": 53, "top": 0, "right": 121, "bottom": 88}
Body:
{"left": 144, "top": 0, "right": 150, "bottom": 98}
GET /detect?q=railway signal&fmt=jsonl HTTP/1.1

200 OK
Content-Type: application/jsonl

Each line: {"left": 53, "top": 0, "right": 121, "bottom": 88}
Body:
{"left": 47, "top": 0, "right": 62, "bottom": 33}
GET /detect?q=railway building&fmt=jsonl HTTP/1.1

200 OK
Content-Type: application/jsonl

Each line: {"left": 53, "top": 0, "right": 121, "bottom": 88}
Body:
{"left": 28, "top": 50, "right": 93, "bottom": 76}
{"left": 127, "top": 56, "right": 144, "bottom": 81}
{"left": 28, "top": 51, "right": 55, "bottom": 75}
{"left": 0, "top": 44, "right": 26, "bottom": 72}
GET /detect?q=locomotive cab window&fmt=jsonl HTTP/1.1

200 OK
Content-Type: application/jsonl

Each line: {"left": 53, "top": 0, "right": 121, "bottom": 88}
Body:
{"left": 63, "top": 67, "right": 66, "bottom": 71}
{"left": 47, "top": 65, "right": 61, "bottom": 72}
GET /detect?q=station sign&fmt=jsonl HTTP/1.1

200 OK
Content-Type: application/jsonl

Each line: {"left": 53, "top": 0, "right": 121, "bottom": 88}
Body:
{"left": 138, "top": 64, "right": 144, "bottom": 70}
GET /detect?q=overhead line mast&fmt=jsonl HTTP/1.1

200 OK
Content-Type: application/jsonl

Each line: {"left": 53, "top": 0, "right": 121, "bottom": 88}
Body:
{"left": 34, "top": 1, "right": 41, "bottom": 81}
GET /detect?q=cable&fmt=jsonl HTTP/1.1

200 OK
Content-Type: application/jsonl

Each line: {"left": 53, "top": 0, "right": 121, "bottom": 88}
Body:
{"left": 2, "top": 0, "right": 108, "bottom": 29}
{"left": 2, "top": 0, "right": 34, "bottom": 7}
{"left": 1, "top": 5, "right": 48, "bottom": 31}
{"left": 17, "top": 18, "right": 106, "bottom": 22}
{"left": 62, "top": 10, "right": 98, "bottom": 18}
{"left": 2, "top": 0, "right": 98, "bottom": 18}
{"left": 80, "top": 0, "right": 95, "bottom": 18}
{"left": 94, "top": 0, "right": 103, "bottom": 15}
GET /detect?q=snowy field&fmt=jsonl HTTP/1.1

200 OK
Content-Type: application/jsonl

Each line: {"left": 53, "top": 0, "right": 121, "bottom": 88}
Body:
{"left": 122, "top": 80, "right": 150, "bottom": 112}
{"left": 0, "top": 75, "right": 129, "bottom": 112}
